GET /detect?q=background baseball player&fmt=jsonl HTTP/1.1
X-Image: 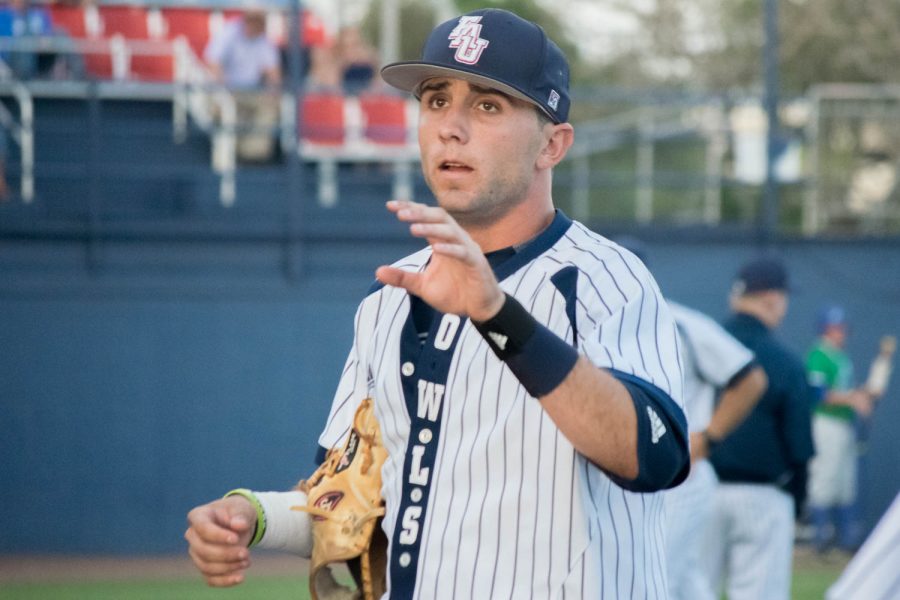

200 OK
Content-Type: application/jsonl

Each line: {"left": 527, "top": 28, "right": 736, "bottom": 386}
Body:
{"left": 616, "top": 237, "right": 768, "bottom": 600}
{"left": 702, "top": 257, "right": 815, "bottom": 600}
{"left": 185, "top": 9, "right": 690, "bottom": 599}
{"left": 805, "top": 305, "right": 876, "bottom": 553}
{"left": 664, "top": 300, "right": 767, "bottom": 600}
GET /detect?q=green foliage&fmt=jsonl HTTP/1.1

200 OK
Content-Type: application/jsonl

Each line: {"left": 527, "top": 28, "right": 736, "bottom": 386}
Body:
{"left": 360, "top": 0, "right": 439, "bottom": 62}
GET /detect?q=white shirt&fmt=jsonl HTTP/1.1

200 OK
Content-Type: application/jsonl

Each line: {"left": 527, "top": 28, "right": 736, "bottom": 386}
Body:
{"left": 203, "top": 19, "right": 278, "bottom": 89}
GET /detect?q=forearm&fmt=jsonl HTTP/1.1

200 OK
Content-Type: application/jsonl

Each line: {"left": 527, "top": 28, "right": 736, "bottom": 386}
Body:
{"left": 539, "top": 356, "right": 639, "bottom": 478}
{"left": 706, "top": 366, "right": 767, "bottom": 440}
{"left": 824, "top": 389, "right": 867, "bottom": 406}
{"left": 473, "top": 293, "right": 687, "bottom": 489}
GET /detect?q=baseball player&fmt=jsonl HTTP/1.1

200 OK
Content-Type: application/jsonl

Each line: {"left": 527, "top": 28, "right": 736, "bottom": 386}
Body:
{"left": 615, "top": 238, "right": 768, "bottom": 600}
{"left": 702, "top": 257, "right": 815, "bottom": 600}
{"left": 664, "top": 300, "right": 767, "bottom": 600}
{"left": 805, "top": 305, "right": 875, "bottom": 553}
{"left": 185, "top": 9, "right": 689, "bottom": 598}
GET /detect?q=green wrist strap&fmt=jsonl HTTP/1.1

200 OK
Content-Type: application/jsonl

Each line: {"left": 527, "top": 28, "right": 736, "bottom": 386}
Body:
{"left": 224, "top": 488, "right": 267, "bottom": 547}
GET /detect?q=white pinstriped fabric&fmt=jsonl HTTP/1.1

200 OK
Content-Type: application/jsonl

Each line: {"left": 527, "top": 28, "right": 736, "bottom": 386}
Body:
{"left": 318, "top": 218, "right": 684, "bottom": 599}
{"left": 826, "top": 491, "right": 900, "bottom": 600}
{"left": 664, "top": 301, "right": 756, "bottom": 600}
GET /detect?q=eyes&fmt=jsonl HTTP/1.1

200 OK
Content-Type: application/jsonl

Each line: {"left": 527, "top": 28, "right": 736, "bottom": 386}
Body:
{"left": 423, "top": 94, "right": 502, "bottom": 114}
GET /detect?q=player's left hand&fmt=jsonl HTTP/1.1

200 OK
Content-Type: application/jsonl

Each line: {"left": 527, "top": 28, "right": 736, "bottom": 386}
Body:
{"left": 376, "top": 200, "right": 505, "bottom": 321}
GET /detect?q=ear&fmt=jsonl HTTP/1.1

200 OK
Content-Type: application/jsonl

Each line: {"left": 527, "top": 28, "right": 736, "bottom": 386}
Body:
{"left": 536, "top": 123, "right": 574, "bottom": 170}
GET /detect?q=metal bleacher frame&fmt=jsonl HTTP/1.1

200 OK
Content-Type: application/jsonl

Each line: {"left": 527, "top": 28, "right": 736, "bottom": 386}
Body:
{"left": 0, "top": 76, "right": 34, "bottom": 202}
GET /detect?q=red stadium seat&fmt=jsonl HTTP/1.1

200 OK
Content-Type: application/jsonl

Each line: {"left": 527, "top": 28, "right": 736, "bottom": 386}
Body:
{"left": 130, "top": 53, "right": 174, "bottom": 82}
{"left": 49, "top": 4, "right": 88, "bottom": 38}
{"left": 359, "top": 94, "right": 408, "bottom": 145}
{"left": 301, "top": 93, "right": 345, "bottom": 145}
{"left": 99, "top": 5, "right": 150, "bottom": 39}
{"left": 82, "top": 39, "right": 114, "bottom": 79}
{"left": 160, "top": 7, "right": 212, "bottom": 57}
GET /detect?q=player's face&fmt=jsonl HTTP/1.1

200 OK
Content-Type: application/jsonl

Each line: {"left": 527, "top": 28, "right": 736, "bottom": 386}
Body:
{"left": 770, "top": 290, "right": 789, "bottom": 326}
{"left": 416, "top": 78, "right": 547, "bottom": 227}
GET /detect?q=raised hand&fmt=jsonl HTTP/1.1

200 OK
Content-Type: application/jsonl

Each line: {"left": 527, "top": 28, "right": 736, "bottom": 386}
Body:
{"left": 376, "top": 200, "right": 505, "bottom": 322}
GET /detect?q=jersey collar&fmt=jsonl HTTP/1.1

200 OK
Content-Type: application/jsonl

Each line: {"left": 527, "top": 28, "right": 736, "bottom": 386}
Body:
{"left": 486, "top": 209, "right": 572, "bottom": 281}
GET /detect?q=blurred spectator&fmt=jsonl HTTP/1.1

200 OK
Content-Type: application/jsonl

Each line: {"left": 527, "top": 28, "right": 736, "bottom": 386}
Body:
{"left": 304, "top": 41, "right": 340, "bottom": 92}
{"left": 336, "top": 25, "right": 377, "bottom": 95}
{"left": 805, "top": 305, "right": 876, "bottom": 554}
{"left": 204, "top": 7, "right": 282, "bottom": 162}
{"left": 0, "top": 0, "right": 53, "bottom": 79}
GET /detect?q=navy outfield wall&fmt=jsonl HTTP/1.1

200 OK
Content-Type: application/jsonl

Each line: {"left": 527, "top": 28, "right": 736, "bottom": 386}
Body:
{"left": 1, "top": 234, "right": 898, "bottom": 554}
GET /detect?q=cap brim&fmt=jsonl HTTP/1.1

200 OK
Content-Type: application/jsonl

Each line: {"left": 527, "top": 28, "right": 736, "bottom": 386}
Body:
{"left": 380, "top": 62, "right": 555, "bottom": 121}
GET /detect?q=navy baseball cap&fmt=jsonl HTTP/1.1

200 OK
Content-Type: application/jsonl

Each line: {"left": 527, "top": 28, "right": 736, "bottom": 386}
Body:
{"left": 733, "top": 257, "right": 790, "bottom": 295}
{"left": 380, "top": 9, "right": 570, "bottom": 123}
{"left": 817, "top": 304, "right": 848, "bottom": 332}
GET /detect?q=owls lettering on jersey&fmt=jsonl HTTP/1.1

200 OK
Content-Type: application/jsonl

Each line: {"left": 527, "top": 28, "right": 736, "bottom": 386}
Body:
{"left": 391, "top": 312, "right": 465, "bottom": 594}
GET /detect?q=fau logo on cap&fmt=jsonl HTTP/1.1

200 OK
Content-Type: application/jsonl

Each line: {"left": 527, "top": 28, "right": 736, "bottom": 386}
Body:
{"left": 448, "top": 16, "right": 490, "bottom": 65}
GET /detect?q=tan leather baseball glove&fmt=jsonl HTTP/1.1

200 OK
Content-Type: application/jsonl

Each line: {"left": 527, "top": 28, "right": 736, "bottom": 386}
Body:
{"left": 293, "top": 397, "right": 388, "bottom": 600}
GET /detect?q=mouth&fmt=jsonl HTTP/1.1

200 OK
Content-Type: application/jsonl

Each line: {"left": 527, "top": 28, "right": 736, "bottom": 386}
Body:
{"left": 438, "top": 160, "right": 473, "bottom": 173}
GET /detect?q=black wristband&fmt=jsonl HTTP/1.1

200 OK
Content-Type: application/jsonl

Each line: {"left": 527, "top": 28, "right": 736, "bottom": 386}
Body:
{"left": 473, "top": 294, "right": 579, "bottom": 397}
{"left": 472, "top": 293, "right": 538, "bottom": 359}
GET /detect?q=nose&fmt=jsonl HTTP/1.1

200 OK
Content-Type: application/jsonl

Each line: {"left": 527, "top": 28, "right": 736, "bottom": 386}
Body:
{"left": 436, "top": 103, "right": 469, "bottom": 145}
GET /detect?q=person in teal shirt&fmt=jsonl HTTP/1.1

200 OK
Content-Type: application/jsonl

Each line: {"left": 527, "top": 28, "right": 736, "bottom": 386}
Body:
{"left": 806, "top": 305, "right": 875, "bottom": 553}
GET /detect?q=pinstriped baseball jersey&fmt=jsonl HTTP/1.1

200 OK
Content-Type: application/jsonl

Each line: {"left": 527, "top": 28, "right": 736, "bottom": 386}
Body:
{"left": 318, "top": 211, "right": 685, "bottom": 599}
{"left": 669, "top": 301, "right": 755, "bottom": 433}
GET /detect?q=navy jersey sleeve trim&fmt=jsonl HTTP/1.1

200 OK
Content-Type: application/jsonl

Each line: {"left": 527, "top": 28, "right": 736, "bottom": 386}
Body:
{"left": 604, "top": 369, "right": 690, "bottom": 492}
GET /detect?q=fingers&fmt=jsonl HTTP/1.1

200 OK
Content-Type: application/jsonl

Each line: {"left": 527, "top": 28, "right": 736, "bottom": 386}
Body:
{"left": 187, "top": 505, "right": 241, "bottom": 545}
{"left": 375, "top": 265, "right": 421, "bottom": 294}
{"left": 388, "top": 199, "right": 455, "bottom": 226}
{"left": 388, "top": 201, "right": 479, "bottom": 261}
{"left": 185, "top": 500, "right": 255, "bottom": 587}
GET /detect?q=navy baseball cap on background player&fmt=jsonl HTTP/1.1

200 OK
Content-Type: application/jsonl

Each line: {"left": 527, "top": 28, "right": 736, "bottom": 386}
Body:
{"left": 732, "top": 257, "right": 790, "bottom": 295}
{"left": 380, "top": 8, "right": 571, "bottom": 123}
{"left": 817, "top": 304, "right": 848, "bottom": 333}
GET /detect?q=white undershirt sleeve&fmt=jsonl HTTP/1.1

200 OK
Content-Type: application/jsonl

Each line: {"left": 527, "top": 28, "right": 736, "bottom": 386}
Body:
{"left": 253, "top": 490, "right": 313, "bottom": 556}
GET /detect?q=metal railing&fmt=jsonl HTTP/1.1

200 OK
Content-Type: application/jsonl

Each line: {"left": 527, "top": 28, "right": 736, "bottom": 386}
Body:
{"left": 0, "top": 75, "right": 35, "bottom": 202}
